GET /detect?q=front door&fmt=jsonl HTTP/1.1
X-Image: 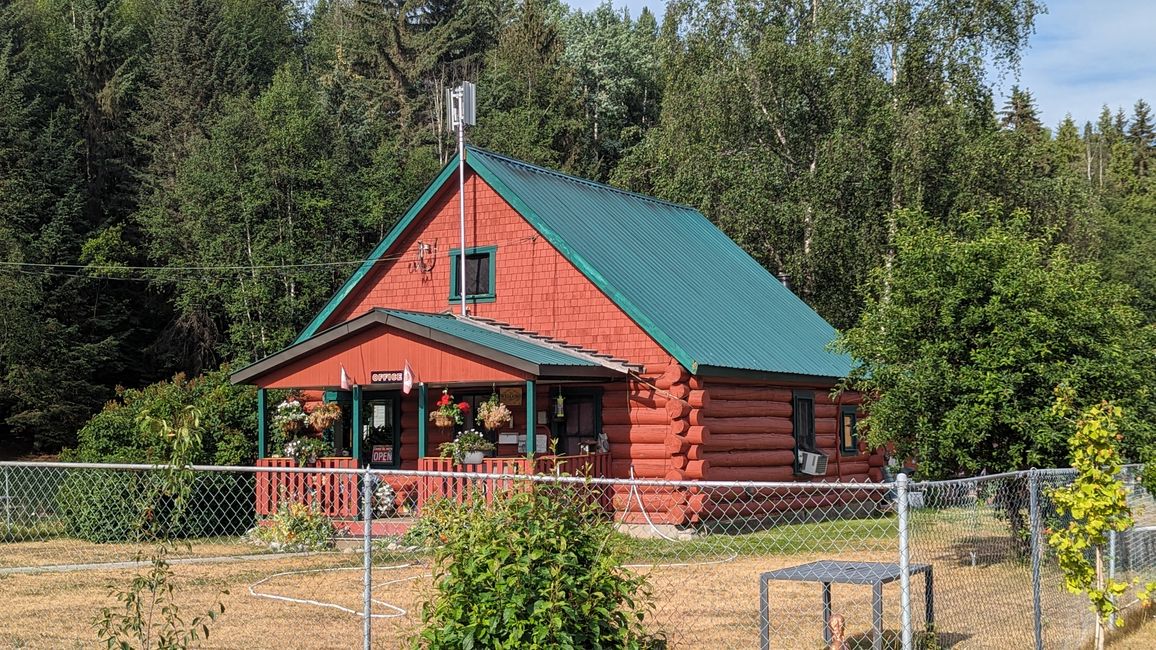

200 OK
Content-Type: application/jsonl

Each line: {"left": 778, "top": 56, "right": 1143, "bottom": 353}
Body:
{"left": 550, "top": 389, "right": 602, "bottom": 456}
{"left": 361, "top": 391, "right": 401, "bottom": 468}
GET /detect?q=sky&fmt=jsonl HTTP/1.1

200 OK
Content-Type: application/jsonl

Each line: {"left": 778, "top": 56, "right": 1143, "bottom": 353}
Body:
{"left": 566, "top": 0, "right": 1156, "bottom": 130}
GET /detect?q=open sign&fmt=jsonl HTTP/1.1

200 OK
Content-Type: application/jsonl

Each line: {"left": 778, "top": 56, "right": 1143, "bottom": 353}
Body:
{"left": 371, "top": 445, "right": 393, "bottom": 464}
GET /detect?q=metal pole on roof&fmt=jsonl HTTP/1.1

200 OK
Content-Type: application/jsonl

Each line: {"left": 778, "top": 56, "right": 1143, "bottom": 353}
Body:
{"left": 457, "top": 87, "right": 467, "bottom": 317}
{"left": 446, "top": 83, "right": 475, "bottom": 317}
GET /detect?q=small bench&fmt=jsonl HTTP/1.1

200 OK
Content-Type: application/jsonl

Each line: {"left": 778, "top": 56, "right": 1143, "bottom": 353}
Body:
{"left": 758, "top": 560, "right": 934, "bottom": 650}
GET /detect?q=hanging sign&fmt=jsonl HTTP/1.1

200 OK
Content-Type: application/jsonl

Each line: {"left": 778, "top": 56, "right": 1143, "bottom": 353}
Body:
{"left": 371, "top": 445, "right": 394, "bottom": 464}
{"left": 370, "top": 370, "right": 404, "bottom": 384}
{"left": 500, "top": 387, "right": 522, "bottom": 406}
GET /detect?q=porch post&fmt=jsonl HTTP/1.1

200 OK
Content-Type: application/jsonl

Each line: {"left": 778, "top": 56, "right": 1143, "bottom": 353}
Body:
{"left": 351, "top": 385, "right": 363, "bottom": 466}
{"left": 257, "top": 388, "right": 267, "bottom": 460}
{"left": 417, "top": 383, "right": 428, "bottom": 458}
{"left": 525, "top": 380, "right": 536, "bottom": 455}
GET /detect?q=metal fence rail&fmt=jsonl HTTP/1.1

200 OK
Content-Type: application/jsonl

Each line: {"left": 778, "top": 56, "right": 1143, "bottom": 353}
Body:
{"left": 0, "top": 461, "right": 1152, "bottom": 649}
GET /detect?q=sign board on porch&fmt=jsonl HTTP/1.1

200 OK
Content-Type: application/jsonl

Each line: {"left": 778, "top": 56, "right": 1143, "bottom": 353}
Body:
{"left": 516, "top": 434, "right": 548, "bottom": 454}
{"left": 371, "top": 445, "right": 393, "bottom": 464}
{"left": 500, "top": 387, "right": 522, "bottom": 406}
{"left": 370, "top": 370, "right": 403, "bottom": 384}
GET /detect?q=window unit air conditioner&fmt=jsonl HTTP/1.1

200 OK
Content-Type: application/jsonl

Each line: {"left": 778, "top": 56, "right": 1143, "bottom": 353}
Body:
{"left": 798, "top": 450, "right": 829, "bottom": 476}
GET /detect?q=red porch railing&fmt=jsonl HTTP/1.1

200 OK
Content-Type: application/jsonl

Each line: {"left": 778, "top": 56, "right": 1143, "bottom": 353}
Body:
{"left": 415, "top": 452, "right": 612, "bottom": 508}
{"left": 255, "top": 456, "right": 359, "bottom": 517}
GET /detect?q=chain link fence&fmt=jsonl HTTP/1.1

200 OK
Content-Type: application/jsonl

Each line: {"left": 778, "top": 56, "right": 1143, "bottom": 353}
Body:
{"left": 0, "top": 461, "right": 1153, "bottom": 649}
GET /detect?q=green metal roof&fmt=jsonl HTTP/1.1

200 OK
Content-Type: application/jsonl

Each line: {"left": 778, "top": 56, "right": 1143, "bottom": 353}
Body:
{"left": 298, "top": 147, "right": 853, "bottom": 380}
{"left": 378, "top": 309, "right": 604, "bottom": 368}
{"left": 232, "top": 308, "right": 624, "bottom": 385}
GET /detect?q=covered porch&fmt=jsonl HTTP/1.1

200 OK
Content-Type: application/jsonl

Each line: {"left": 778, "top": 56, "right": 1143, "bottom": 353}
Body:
{"left": 231, "top": 309, "right": 632, "bottom": 518}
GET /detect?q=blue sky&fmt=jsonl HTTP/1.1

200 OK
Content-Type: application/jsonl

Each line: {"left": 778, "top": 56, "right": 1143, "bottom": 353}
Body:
{"left": 566, "top": 0, "right": 1155, "bottom": 130}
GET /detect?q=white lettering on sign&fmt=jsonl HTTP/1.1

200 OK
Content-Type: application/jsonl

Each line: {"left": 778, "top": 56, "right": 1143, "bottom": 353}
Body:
{"left": 370, "top": 370, "right": 403, "bottom": 383}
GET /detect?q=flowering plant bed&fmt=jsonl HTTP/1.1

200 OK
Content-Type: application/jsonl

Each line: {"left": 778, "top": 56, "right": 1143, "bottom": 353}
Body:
{"left": 430, "top": 389, "right": 470, "bottom": 427}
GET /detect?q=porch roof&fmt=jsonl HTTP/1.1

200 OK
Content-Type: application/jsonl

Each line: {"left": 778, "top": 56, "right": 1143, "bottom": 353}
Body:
{"left": 230, "top": 308, "right": 632, "bottom": 387}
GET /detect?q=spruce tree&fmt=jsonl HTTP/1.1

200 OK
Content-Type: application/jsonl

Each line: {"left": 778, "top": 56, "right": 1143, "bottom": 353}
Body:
{"left": 1127, "top": 99, "right": 1154, "bottom": 178}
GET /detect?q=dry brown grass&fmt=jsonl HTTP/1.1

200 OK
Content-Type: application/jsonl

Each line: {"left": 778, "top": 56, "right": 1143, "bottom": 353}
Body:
{"left": 2, "top": 537, "right": 1156, "bottom": 649}
{"left": 0, "top": 539, "right": 263, "bottom": 569}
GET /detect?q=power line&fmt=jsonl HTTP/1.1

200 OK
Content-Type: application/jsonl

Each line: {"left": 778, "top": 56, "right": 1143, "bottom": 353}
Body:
{"left": 0, "top": 235, "right": 541, "bottom": 281}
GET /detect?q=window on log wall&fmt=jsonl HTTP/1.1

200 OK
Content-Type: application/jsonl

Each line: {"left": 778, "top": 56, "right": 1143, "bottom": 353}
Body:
{"left": 840, "top": 406, "right": 859, "bottom": 455}
{"left": 792, "top": 390, "right": 816, "bottom": 473}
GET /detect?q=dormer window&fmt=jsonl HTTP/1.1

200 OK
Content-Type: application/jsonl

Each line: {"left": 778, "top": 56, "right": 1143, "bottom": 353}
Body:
{"left": 450, "top": 246, "right": 496, "bottom": 302}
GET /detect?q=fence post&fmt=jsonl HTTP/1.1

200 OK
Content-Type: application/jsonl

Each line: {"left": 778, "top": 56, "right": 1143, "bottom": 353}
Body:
{"left": 1108, "top": 529, "right": 1118, "bottom": 629}
{"left": 897, "top": 472, "right": 912, "bottom": 650}
{"left": 363, "top": 467, "right": 373, "bottom": 650}
{"left": 3, "top": 464, "right": 10, "bottom": 537}
{"left": 1029, "top": 469, "right": 1043, "bottom": 650}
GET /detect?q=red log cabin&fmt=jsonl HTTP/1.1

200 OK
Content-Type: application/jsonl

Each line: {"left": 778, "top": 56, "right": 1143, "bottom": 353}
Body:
{"left": 230, "top": 147, "right": 883, "bottom": 524}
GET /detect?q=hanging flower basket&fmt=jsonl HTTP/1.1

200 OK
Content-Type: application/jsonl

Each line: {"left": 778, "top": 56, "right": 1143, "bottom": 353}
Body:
{"left": 307, "top": 402, "right": 342, "bottom": 431}
{"left": 429, "top": 389, "right": 470, "bottom": 428}
{"left": 476, "top": 393, "right": 513, "bottom": 431}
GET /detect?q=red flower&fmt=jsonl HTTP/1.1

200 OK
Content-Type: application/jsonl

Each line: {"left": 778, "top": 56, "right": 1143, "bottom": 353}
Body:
{"left": 437, "top": 392, "right": 452, "bottom": 407}
{"left": 457, "top": 402, "right": 470, "bottom": 412}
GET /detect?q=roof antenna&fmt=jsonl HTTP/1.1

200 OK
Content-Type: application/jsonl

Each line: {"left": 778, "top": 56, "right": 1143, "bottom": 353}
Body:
{"left": 446, "top": 81, "right": 476, "bottom": 317}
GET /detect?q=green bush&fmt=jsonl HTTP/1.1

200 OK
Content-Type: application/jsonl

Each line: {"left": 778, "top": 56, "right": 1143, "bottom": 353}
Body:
{"left": 247, "top": 500, "right": 337, "bottom": 551}
{"left": 63, "top": 366, "right": 258, "bottom": 466}
{"left": 56, "top": 470, "right": 256, "bottom": 543}
{"left": 55, "top": 368, "right": 258, "bottom": 542}
{"left": 415, "top": 484, "right": 657, "bottom": 649}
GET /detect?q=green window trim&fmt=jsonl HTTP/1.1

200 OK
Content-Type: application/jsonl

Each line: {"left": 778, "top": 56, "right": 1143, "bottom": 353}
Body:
{"left": 449, "top": 246, "right": 497, "bottom": 303}
{"left": 839, "top": 406, "right": 859, "bottom": 455}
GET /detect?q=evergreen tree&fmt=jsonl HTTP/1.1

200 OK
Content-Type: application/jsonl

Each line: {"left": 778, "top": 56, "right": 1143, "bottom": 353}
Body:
{"left": 1000, "top": 85, "right": 1043, "bottom": 136}
{"left": 471, "top": 0, "right": 583, "bottom": 170}
{"left": 1127, "top": 99, "right": 1154, "bottom": 178}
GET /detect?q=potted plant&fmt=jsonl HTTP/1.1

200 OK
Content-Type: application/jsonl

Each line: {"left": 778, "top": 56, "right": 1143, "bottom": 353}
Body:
{"left": 284, "top": 436, "right": 332, "bottom": 467}
{"left": 430, "top": 389, "right": 470, "bottom": 428}
{"left": 476, "top": 393, "right": 513, "bottom": 431}
{"left": 307, "top": 401, "right": 342, "bottom": 431}
{"left": 439, "top": 429, "right": 495, "bottom": 465}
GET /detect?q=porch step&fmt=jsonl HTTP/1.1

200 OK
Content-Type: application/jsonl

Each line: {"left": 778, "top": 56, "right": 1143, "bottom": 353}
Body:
{"left": 337, "top": 517, "right": 415, "bottom": 538}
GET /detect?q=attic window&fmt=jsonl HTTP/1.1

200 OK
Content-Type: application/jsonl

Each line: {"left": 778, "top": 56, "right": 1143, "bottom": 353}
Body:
{"left": 450, "top": 246, "right": 496, "bottom": 302}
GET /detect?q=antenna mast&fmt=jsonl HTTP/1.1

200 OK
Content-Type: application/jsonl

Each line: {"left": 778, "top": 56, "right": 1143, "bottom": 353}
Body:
{"left": 446, "top": 82, "right": 476, "bottom": 317}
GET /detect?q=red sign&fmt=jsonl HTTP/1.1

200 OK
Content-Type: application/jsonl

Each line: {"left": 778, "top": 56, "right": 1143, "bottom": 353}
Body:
{"left": 370, "top": 370, "right": 403, "bottom": 384}
{"left": 371, "top": 445, "right": 393, "bottom": 464}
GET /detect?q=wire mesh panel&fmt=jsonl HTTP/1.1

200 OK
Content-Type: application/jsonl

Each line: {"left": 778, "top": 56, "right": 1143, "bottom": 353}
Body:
{"left": 3, "top": 462, "right": 1156, "bottom": 649}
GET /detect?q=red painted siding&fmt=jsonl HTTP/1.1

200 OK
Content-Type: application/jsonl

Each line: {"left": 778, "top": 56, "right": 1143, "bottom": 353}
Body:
{"left": 324, "top": 172, "right": 671, "bottom": 369}
{"left": 259, "top": 325, "right": 530, "bottom": 389}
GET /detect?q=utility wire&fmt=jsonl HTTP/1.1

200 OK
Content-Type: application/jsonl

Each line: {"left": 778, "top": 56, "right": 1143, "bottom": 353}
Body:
{"left": 0, "top": 235, "right": 541, "bottom": 280}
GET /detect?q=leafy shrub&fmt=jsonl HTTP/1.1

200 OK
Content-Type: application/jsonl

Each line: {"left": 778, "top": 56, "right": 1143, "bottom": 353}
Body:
{"left": 57, "top": 471, "right": 256, "bottom": 543}
{"left": 63, "top": 366, "right": 258, "bottom": 466}
{"left": 415, "top": 484, "right": 657, "bottom": 649}
{"left": 247, "top": 501, "right": 337, "bottom": 551}
{"left": 55, "top": 368, "right": 258, "bottom": 542}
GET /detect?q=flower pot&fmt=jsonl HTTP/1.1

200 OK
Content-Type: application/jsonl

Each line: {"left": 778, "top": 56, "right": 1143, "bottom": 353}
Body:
{"left": 462, "top": 451, "right": 485, "bottom": 465}
{"left": 433, "top": 413, "right": 455, "bottom": 428}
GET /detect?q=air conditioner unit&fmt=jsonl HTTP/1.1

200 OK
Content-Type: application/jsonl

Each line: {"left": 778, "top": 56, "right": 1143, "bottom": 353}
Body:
{"left": 798, "top": 450, "right": 829, "bottom": 476}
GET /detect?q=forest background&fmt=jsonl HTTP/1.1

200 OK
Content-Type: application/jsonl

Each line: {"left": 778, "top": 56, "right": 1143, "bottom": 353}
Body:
{"left": 2, "top": 0, "right": 1154, "bottom": 461}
